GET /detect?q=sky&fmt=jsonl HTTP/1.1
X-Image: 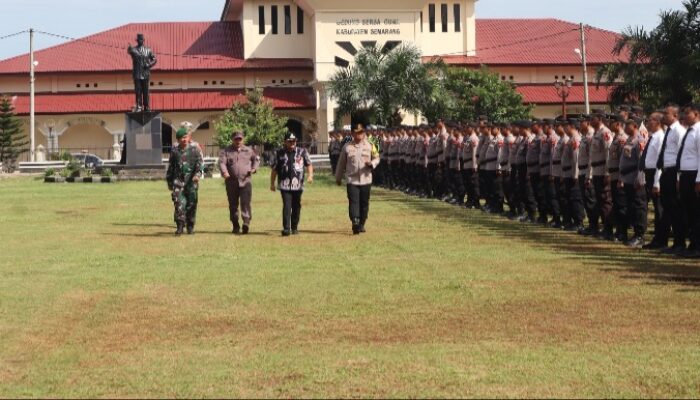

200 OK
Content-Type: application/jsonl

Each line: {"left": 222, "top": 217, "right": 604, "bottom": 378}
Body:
{"left": 0, "top": 0, "right": 685, "bottom": 60}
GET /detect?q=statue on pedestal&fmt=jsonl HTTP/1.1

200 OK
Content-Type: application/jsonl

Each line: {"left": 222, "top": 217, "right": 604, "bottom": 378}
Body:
{"left": 127, "top": 33, "right": 157, "bottom": 112}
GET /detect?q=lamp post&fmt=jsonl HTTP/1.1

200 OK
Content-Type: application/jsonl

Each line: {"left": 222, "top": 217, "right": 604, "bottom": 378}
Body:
{"left": 554, "top": 77, "right": 573, "bottom": 118}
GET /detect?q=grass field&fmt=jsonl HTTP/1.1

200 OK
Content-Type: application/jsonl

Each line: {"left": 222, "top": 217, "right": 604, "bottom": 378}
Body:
{"left": 1, "top": 171, "right": 699, "bottom": 398}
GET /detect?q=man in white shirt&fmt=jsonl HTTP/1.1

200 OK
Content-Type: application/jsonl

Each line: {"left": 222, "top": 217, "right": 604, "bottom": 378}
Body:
{"left": 676, "top": 104, "right": 700, "bottom": 258}
{"left": 656, "top": 105, "right": 688, "bottom": 254}
{"left": 640, "top": 113, "right": 666, "bottom": 250}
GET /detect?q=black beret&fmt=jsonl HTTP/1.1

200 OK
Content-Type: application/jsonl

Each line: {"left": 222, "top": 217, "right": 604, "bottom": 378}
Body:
{"left": 617, "top": 105, "right": 631, "bottom": 112}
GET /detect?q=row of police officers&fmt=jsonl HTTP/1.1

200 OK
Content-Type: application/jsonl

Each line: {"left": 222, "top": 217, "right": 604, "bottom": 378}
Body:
{"left": 340, "top": 104, "right": 700, "bottom": 258}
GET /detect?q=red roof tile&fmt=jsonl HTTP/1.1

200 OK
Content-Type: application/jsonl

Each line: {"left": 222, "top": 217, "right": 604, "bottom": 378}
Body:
{"left": 516, "top": 84, "right": 613, "bottom": 104}
{"left": 0, "top": 22, "right": 313, "bottom": 74}
{"left": 436, "top": 19, "right": 627, "bottom": 66}
{"left": 10, "top": 87, "right": 315, "bottom": 115}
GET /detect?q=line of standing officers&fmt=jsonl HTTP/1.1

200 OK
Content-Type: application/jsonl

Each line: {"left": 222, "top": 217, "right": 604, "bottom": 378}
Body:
{"left": 353, "top": 104, "right": 700, "bottom": 258}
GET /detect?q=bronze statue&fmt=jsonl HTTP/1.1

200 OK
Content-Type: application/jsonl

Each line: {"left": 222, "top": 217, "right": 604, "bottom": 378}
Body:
{"left": 127, "top": 33, "right": 157, "bottom": 112}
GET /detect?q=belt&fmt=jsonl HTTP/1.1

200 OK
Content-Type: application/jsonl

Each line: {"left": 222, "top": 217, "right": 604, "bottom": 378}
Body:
{"left": 591, "top": 161, "right": 606, "bottom": 167}
{"left": 552, "top": 161, "right": 561, "bottom": 165}
{"left": 620, "top": 166, "right": 637, "bottom": 176}
{"left": 562, "top": 166, "right": 572, "bottom": 172}
{"left": 608, "top": 167, "right": 619, "bottom": 173}
{"left": 539, "top": 163, "right": 550, "bottom": 167}
{"left": 480, "top": 157, "right": 497, "bottom": 165}
{"left": 578, "top": 164, "right": 589, "bottom": 169}
{"left": 527, "top": 162, "right": 539, "bottom": 167}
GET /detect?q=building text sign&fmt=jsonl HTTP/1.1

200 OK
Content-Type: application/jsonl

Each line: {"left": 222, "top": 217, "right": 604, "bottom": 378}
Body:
{"left": 335, "top": 18, "right": 402, "bottom": 36}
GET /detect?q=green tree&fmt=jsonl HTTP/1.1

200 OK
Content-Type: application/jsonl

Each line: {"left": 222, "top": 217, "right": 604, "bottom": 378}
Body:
{"left": 0, "top": 96, "right": 28, "bottom": 172}
{"left": 328, "top": 44, "right": 442, "bottom": 127}
{"left": 596, "top": 0, "right": 700, "bottom": 108}
{"left": 442, "top": 67, "right": 532, "bottom": 122}
{"left": 214, "top": 85, "right": 289, "bottom": 148}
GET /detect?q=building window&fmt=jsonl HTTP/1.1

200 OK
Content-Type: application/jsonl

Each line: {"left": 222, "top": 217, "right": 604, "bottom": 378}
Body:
{"left": 454, "top": 4, "right": 461, "bottom": 32}
{"left": 420, "top": 12, "right": 423, "bottom": 33}
{"left": 441, "top": 4, "right": 448, "bottom": 32}
{"left": 159, "top": 81, "right": 164, "bottom": 86}
{"left": 284, "top": 5, "right": 291, "bottom": 35}
{"left": 76, "top": 84, "right": 81, "bottom": 88}
{"left": 220, "top": 81, "right": 225, "bottom": 85}
{"left": 428, "top": 4, "right": 435, "bottom": 32}
{"left": 212, "top": 80, "right": 217, "bottom": 85}
{"left": 289, "top": 79, "right": 293, "bottom": 84}
{"left": 509, "top": 76, "right": 514, "bottom": 80}
{"left": 204, "top": 81, "right": 208, "bottom": 85}
{"left": 271, "top": 5, "right": 278, "bottom": 34}
{"left": 258, "top": 6, "right": 265, "bottom": 34}
{"left": 297, "top": 6, "right": 304, "bottom": 34}
{"left": 272, "top": 80, "right": 276, "bottom": 84}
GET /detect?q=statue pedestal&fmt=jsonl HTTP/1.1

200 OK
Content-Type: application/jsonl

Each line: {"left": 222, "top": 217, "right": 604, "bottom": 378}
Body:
{"left": 125, "top": 111, "right": 162, "bottom": 166}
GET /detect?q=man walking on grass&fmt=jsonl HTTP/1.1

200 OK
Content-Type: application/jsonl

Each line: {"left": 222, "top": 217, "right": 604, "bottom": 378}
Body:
{"left": 335, "top": 125, "right": 381, "bottom": 235}
{"left": 270, "top": 132, "right": 314, "bottom": 236}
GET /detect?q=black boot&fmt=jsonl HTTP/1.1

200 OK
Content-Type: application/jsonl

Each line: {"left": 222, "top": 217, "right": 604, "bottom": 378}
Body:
{"left": 232, "top": 222, "right": 240, "bottom": 235}
{"left": 186, "top": 223, "right": 195, "bottom": 235}
{"left": 359, "top": 219, "right": 367, "bottom": 233}
{"left": 352, "top": 218, "right": 361, "bottom": 235}
{"left": 175, "top": 222, "right": 184, "bottom": 236}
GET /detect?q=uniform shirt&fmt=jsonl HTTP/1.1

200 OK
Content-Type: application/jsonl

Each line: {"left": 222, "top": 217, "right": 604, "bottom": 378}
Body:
{"left": 448, "top": 135, "right": 463, "bottom": 170}
{"left": 619, "top": 134, "right": 645, "bottom": 186}
{"left": 678, "top": 122, "right": 700, "bottom": 180}
{"left": 508, "top": 135, "right": 521, "bottom": 166}
{"left": 389, "top": 138, "right": 400, "bottom": 163}
{"left": 499, "top": 133, "right": 511, "bottom": 172}
{"left": 329, "top": 139, "right": 342, "bottom": 156}
{"left": 515, "top": 135, "right": 528, "bottom": 165}
{"left": 539, "top": 133, "right": 555, "bottom": 176}
{"left": 437, "top": 129, "right": 449, "bottom": 164}
{"left": 482, "top": 134, "right": 504, "bottom": 172}
{"left": 525, "top": 132, "right": 541, "bottom": 174}
{"left": 570, "top": 132, "right": 582, "bottom": 178}
{"left": 167, "top": 142, "right": 203, "bottom": 188}
{"left": 427, "top": 135, "right": 438, "bottom": 165}
{"left": 218, "top": 144, "right": 260, "bottom": 186}
{"left": 660, "top": 121, "right": 687, "bottom": 169}
{"left": 462, "top": 132, "right": 479, "bottom": 170}
{"left": 607, "top": 131, "right": 628, "bottom": 181}
{"left": 551, "top": 135, "right": 567, "bottom": 178}
{"left": 643, "top": 129, "right": 664, "bottom": 189}
{"left": 272, "top": 146, "right": 311, "bottom": 191}
{"left": 418, "top": 136, "right": 429, "bottom": 168}
{"left": 578, "top": 131, "right": 593, "bottom": 178}
{"left": 561, "top": 134, "right": 575, "bottom": 179}
{"left": 590, "top": 125, "right": 613, "bottom": 177}
{"left": 335, "top": 139, "right": 381, "bottom": 186}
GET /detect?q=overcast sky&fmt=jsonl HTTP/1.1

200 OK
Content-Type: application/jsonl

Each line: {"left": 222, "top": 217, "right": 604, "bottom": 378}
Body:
{"left": 0, "top": 0, "right": 685, "bottom": 60}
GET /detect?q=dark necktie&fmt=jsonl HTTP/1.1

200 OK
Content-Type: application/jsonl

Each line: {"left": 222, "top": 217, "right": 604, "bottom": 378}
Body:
{"left": 657, "top": 127, "right": 671, "bottom": 169}
{"left": 639, "top": 135, "right": 651, "bottom": 171}
{"left": 676, "top": 128, "right": 693, "bottom": 170}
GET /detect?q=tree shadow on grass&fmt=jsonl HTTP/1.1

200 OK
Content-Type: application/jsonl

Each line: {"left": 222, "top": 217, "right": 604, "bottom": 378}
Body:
{"left": 374, "top": 188, "right": 700, "bottom": 291}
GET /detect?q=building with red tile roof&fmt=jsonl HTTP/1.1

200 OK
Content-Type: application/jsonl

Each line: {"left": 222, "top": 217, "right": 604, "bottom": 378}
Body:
{"left": 0, "top": 0, "right": 623, "bottom": 160}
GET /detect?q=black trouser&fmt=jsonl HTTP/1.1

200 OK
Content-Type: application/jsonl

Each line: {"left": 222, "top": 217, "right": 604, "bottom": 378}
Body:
{"left": 347, "top": 184, "right": 371, "bottom": 225}
{"left": 530, "top": 172, "right": 545, "bottom": 219}
{"left": 541, "top": 173, "right": 553, "bottom": 221}
{"left": 559, "top": 176, "right": 572, "bottom": 226}
{"left": 330, "top": 155, "right": 339, "bottom": 175}
{"left": 486, "top": 170, "right": 504, "bottom": 212}
{"left": 644, "top": 169, "right": 663, "bottom": 242}
{"left": 509, "top": 166, "right": 523, "bottom": 214}
{"left": 522, "top": 170, "right": 537, "bottom": 217}
{"left": 565, "top": 177, "right": 585, "bottom": 225}
{"left": 580, "top": 175, "right": 596, "bottom": 228}
{"left": 427, "top": 163, "right": 438, "bottom": 196}
{"left": 611, "top": 179, "right": 628, "bottom": 236}
{"left": 548, "top": 176, "right": 561, "bottom": 223}
{"left": 281, "top": 190, "right": 302, "bottom": 231}
{"left": 450, "top": 168, "right": 465, "bottom": 203}
{"left": 134, "top": 78, "right": 150, "bottom": 110}
{"left": 659, "top": 167, "right": 684, "bottom": 248}
{"left": 462, "top": 168, "right": 480, "bottom": 207}
{"left": 391, "top": 161, "right": 400, "bottom": 189}
{"left": 592, "top": 175, "right": 613, "bottom": 232}
{"left": 480, "top": 168, "right": 492, "bottom": 206}
{"left": 502, "top": 169, "right": 512, "bottom": 210}
{"left": 679, "top": 171, "right": 700, "bottom": 250}
{"left": 623, "top": 183, "right": 647, "bottom": 238}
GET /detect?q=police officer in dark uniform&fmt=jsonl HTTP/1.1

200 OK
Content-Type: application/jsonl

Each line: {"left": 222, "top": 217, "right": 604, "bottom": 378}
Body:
{"left": 271, "top": 132, "right": 314, "bottom": 236}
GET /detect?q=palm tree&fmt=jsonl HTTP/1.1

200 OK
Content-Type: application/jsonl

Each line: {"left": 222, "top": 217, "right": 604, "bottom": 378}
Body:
{"left": 328, "top": 44, "right": 442, "bottom": 127}
{"left": 597, "top": 0, "right": 700, "bottom": 108}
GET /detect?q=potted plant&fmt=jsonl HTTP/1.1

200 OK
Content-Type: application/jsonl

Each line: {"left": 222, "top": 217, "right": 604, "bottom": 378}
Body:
{"left": 43, "top": 168, "right": 65, "bottom": 183}
{"left": 82, "top": 169, "right": 94, "bottom": 183}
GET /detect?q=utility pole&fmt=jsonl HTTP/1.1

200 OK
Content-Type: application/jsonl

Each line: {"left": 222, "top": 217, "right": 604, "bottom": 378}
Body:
{"left": 29, "top": 28, "right": 35, "bottom": 162}
{"left": 580, "top": 23, "right": 590, "bottom": 115}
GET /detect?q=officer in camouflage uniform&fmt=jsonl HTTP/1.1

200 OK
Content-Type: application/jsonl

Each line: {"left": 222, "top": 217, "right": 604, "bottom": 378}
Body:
{"left": 166, "top": 127, "right": 204, "bottom": 235}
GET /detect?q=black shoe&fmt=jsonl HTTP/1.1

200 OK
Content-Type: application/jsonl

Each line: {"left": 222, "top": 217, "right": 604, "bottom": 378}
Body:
{"left": 352, "top": 226, "right": 361, "bottom": 235}
{"left": 642, "top": 241, "right": 666, "bottom": 250}
{"left": 679, "top": 249, "right": 700, "bottom": 259}
{"left": 565, "top": 224, "right": 582, "bottom": 232}
{"left": 549, "top": 221, "right": 563, "bottom": 229}
{"left": 186, "top": 224, "right": 195, "bottom": 235}
{"left": 292, "top": 229, "right": 299, "bottom": 235}
{"left": 242, "top": 225, "right": 250, "bottom": 235}
{"left": 661, "top": 246, "right": 685, "bottom": 255}
{"left": 579, "top": 227, "right": 598, "bottom": 236}
{"left": 626, "top": 236, "right": 644, "bottom": 249}
{"left": 232, "top": 223, "right": 241, "bottom": 235}
{"left": 281, "top": 230, "right": 291, "bottom": 237}
{"left": 614, "top": 233, "right": 629, "bottom": 243}
{"left": 175, "top": 223, "right": 184, "bottom": 236}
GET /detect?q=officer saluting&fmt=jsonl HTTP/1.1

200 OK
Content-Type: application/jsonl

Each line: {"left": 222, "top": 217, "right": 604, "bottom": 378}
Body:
{"left": 335, "top": 125, "right": 381, "bottom": 235}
